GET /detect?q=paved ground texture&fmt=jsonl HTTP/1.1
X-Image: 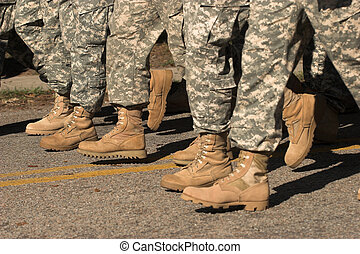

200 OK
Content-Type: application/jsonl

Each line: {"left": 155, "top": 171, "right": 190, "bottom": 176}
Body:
{"left": 0, "top": 105, "right": 359, "bottom": 239}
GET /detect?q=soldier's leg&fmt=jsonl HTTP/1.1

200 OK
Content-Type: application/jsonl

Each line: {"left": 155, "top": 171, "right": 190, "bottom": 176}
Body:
{"left": 0, "top": 3, "right": 15, "bottom": 82}
{"left": 182, "top": 0, "right": 303, "bottom": 210}
{"left": 146, "top": 0, "right": 185, "bottom": 131}
{"left": 77, "top": 0, "right": 164, "bottom": 159}
{"left": 303, "top": 0, "right": 360, "bottom": 107}
{"left": 184, "top": 0, "right": 248, "bottom": 134}
{"left": 160, "top": 1, "right": 249, "bottom": 191}
{"left": 39, "top": 0, "right": 114, "bottom": 151}
{"left": 182, "top": 0, "right": 360, "bottom": 210}
{"left": 155, "top": 0, "right": 185, "bottom": 69}
{"left": 106, "top": 0, "right": 163, "bottom": 107}
{"left": 42, "top": 0, "right": 72, "bottom": 95}
{"left": 25, "top": 0, "right": 74, "bottom": 135}
{"left": 14, "top": 0, "right": 47, "bottom": 77}
{"left": 69, "top": 0, "right": 114, "bottom": 113}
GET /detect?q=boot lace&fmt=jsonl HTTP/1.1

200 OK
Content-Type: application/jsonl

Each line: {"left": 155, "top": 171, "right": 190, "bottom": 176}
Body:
{"left": 43, "top": 101, "right": 61, "bottom": 119}
{"left": 219, "top": 153, "right": 250, "bottom": 183}
{"left": 103, "top": 111, "right": 126, "bottom": 138}
{"left": 183, "top": 137, "right": 211, "bottom": 173}
{"left": 60, "top": 109, "right": 79, "bottom": 133}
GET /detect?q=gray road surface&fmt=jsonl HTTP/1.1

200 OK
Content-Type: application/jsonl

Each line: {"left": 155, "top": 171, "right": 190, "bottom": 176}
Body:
{"left": 0, "top": 105, "right": 359, "bottom": 239}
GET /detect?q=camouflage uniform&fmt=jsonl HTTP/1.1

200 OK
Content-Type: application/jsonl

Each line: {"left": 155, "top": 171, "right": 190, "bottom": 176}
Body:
{"left": 230, "top": 0, "right": 360, "bottom": 152}
{"left": 183, "top": 0, "right": 250, "bottom": 134}
{"left": 0, "top": 0, "right": 16, "bottom": 76}
{"left": 106, "top": 0, "right": 184, "bottom": 107}
{"left": 14, "top": 0, "right": 48, "bottom": 76}
{"left": 303, "top": 33, "right": 357, "bottom": 113}
{"left": 67, "top": 0, "right": 113, "bottom": 112}
{"left": 18, "top": 0, "right": 113, "bottom": 113}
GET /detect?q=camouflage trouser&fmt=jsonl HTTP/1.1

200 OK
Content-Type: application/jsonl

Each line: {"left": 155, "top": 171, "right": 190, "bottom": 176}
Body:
{"left": 106, "top": 0, "right": 184, "bottom": 107}
{"left": 183, "top": 0, "right": 249, "bottom": 134}
{"left": 303, "top": 32, "right": 358, "bottom": 113}
{"left": 0, "top": 1, "right": 16, "bottom": 76}
{"left": 41, "top": 0, "right": 113, "bottom": 113}
{"left": 14, "top": 0, "right": 47, "bottom": 76}
{"left": 230, "top": 0, "right": 360, "bottom": 152}
{"left": 41, "top": 0, "right": 72, "bottom": 94}
{"left": 70, "top": 0, "right": 113, "bottom": 112}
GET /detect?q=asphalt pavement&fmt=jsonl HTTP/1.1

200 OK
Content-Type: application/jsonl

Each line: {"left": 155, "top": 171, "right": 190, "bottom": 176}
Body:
{"left": 0, "top": 103, "right": 359, "bottom": 239}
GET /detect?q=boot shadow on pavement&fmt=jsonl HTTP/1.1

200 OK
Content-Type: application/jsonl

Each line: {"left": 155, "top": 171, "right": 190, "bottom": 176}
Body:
{"left": 0, "top": 119, "right": 41, "bottom": 136}
{"left": 270, "top": 152, "right": 360, "bottom": 208}
{"left": 144, "top": 115, "right": 193, "bottom": 135}
{"left": 195, "top": 205, "right": 251, "bottom": 214}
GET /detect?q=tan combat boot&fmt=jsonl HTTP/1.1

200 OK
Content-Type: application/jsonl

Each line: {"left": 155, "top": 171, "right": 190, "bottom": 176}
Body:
{"left": 161, "top": 132, "right": 232, "bottom": 191}
{"left": 40, "top": 106, "right": 98, "bottom": 151}
{"left": 283, "top": 87, "right": 316, "bottom": 168}
{"left": 147, "top": 69, "right": 173, "bottom": 131}
{"left": 77, "top": 107, "right": 147, "bottom": 159}
{"left": 26, "top": 94, "right": 73, "bottom": 135}
{"left": 181, "top": 150, "right": 270, "bottom": 211}
{"left": 172, "top": 135, "right": 234, "bottom": 166}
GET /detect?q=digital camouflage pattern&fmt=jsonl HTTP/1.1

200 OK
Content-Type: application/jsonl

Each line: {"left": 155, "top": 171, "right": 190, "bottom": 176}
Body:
{"left": 15, "top": 0, "right": 48, "bottom": 76}
{"left": 44, "top": 0, "right": 113, "bottom": 113}
{"left": 70, "top": 0, "right": 113, "bottom": 112}
{"left": 106, "top": 0, "right": 184, "bottom": 107}
{"left": 17, "top": 0, "right": 113, "bottom": 113}
{"left": 41, "top": 0, "right": 72, "bottom": 94}
{"left": 183, "top": 0, "right": 249, "bottom": 134}
{"left": 0, "top": 0, "right": 16, "bottom": 35}
{"left": 0, "top": 0, "right": 16, "bottom": 76}
{"left": 230, "top": 0, "right": 360, "bottom": 152}
{"left": 303, "top": 33, "right": 358, "bottom": 113}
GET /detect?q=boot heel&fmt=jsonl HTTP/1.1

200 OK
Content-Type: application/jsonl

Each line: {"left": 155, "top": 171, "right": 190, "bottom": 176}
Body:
{"left": 243, "top": 201, "right": 269, "bottom": 211}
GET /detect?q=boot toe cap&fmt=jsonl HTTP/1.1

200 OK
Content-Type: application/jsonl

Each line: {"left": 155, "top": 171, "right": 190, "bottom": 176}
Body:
{"left": 78, "top": 140, "right": 99, "bottom": 151}
{"left": 160, "top": 174, "right": 187, "bottom": 191}
{"left": 183, "top": 186, "right": 212, "bottom": 201}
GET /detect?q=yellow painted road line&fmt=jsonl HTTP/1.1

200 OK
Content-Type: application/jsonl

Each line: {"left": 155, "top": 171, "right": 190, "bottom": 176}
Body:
{"left": 0, "top": 164, "right": 98, "bottom": 178}
{"left": 0, "top": 143, "right": 358, "bottom": 187}
{"left": 0, "top": 162, "right": 178, "bottom": 188}
{"left": 0, "top": 155, "right": 174, "bottom": 179}
{"left": 323, "top": 144, "right": 360, "bottom": 152}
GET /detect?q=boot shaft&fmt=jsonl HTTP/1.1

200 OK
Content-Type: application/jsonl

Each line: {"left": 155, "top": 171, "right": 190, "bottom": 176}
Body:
{"left": 111, "top": 107, "right": 144, "bottom": 137}
{"left": 220, "top": 151, "right": 269, "bottom": 191}
{"left": 283, "top": 88, "right": 316, "bottom": 144}
{"left": 195, "top": 132, "right": 230, "bottom": 167}
{"left": 68, "top": 106, "right": 94, "bottom": 130}
{"left": 49, "top": 94, "right": 73, "bottom": 118}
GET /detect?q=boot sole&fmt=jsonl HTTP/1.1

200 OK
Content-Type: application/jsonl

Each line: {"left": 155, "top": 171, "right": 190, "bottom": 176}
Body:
{"left": 77, "top": 149, "right": 147, "bottom": 159}
{"left": 160, "top": 180, "right": 215, "bottom": 192}
{"left": 40, "top": 136, "right": 98, "bottom": 151}
{"left": 286, "top": 116, "right": 316, "bottom": 169}
{"left": 26, "top": 129, "right": 58, "bottom": 136}
{"left": 181, "top": 193, "right": 269, "bottom": 211}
